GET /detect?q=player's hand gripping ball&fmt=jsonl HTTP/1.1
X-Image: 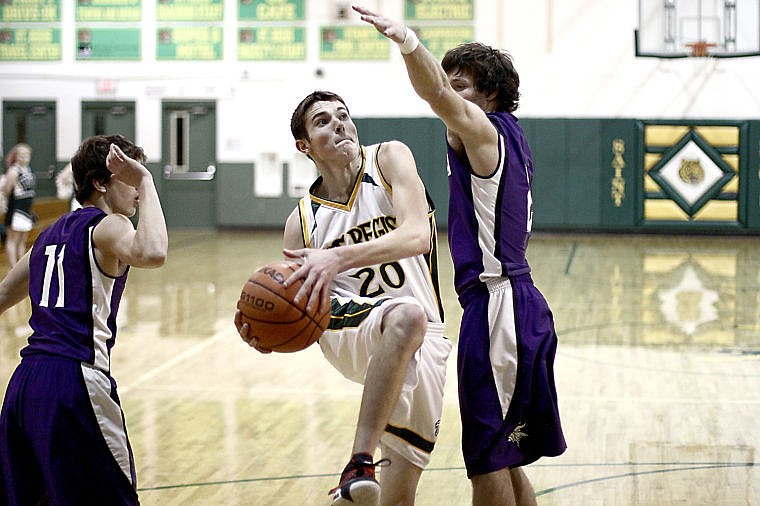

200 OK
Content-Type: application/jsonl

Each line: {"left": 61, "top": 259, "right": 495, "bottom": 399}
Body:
{"left": 237, "top": 261, "right": 331, "bottom": 352}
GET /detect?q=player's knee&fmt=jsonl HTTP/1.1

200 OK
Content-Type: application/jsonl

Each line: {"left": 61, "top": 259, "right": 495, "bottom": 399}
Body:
{"left": 381, "top": 303, "right": 426, "bottom": 354}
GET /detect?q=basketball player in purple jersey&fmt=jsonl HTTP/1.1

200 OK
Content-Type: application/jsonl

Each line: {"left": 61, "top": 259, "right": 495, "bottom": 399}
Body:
{"left": 0, "top": 135, "right": 168, "bottom": 505}
{"left": 356, "top": 6, "right": 567, "bottom": 505}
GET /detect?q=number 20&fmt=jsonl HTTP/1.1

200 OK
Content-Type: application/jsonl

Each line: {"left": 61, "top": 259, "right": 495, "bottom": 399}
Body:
{"left": 350, "top": 262, "right": 405, "bottom": 298}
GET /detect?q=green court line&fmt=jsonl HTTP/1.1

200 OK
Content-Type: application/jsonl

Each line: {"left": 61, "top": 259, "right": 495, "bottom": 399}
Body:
{"left": 563, "top": 241, "right": 578, "bottom": 275}
{"left": 137, "top": 461, "right": 756, "bottom": 494}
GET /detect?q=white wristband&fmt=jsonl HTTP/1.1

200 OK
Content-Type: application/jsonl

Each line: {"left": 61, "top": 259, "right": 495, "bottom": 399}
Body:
{"left": 398, "top": 28, "right": 419, "bottom": 55}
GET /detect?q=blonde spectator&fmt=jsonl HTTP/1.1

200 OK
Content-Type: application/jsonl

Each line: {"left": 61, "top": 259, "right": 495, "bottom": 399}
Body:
{"left": 3, "top": 143, "right": 36, "bottom": 266}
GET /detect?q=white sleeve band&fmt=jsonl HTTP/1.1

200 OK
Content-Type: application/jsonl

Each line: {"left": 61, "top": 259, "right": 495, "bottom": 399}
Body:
{"left": 398, "top": 28, "right": 419, "bottom": 55}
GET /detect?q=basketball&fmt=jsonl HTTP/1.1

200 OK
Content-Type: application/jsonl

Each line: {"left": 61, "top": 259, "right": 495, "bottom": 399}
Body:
{"left": 237, "top": 261, "right": 331, "bottom": 353}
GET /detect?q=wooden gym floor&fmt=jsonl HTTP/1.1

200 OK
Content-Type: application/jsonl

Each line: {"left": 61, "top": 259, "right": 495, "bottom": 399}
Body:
{"left": 1, "top": 229, "right": 758, "bottom": 505}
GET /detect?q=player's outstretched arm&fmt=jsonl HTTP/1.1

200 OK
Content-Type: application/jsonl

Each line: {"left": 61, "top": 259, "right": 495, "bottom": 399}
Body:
{"left": 353, "top": 6, "right": 447, "bottom": 104}
{"left": 354, "top": 5, "right": 473, "bottom": 134}
{"left": 354, "top": 4, "right": 498, "bottom": 176}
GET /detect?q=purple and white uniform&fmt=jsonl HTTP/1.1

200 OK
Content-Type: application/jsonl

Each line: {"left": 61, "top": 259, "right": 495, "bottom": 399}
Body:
{"left": 0, "top": 206, "right": 139, "bottom": 505}
{"left": 448, "top": 111, "right": 566, "bottom": 477}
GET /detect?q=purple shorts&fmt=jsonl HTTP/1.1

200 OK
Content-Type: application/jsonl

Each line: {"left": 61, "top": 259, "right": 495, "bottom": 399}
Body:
{"left": 0, "top": 354, "right": 139, "bottom": 505}
{"left": 457, "top": 274, "right": 566, "bottom": 478}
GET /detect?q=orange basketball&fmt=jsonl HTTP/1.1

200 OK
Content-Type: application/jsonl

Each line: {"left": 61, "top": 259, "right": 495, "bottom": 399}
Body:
{"left": 237, "top": 261, "right": 331, "bottom": 352}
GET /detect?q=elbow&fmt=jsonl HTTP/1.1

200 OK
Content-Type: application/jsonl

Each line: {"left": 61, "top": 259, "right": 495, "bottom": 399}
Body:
{"left": 407, "top": 232, "right": 431, "bottom": 257}
{"left": 151, "top": 250, "right": 168, "bottom": 268}
{"left": 140, "top": 249, "right": 168, "bottom": 269}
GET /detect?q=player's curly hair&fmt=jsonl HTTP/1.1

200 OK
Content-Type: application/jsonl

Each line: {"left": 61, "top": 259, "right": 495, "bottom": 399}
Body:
{"left": 441, "top": 42, "right": 520, "bottom": 113}
{"left": 290, "top": 90, "right": 350, "bottom": 141}
{"left": 70, "top": 134, "right": 146, "bottom": 205}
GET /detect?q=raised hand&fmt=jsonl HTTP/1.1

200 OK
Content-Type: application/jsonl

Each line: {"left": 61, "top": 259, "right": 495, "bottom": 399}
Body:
{"left": 106, "top": 143, "right": 151, "bottom": 188}
{"left": 352, "top": 5, "right": 407, "bottom": 43}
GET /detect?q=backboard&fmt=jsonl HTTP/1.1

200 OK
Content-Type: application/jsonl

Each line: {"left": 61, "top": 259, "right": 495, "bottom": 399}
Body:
{"left": 635, "top": 0, "right": 760, "bottom": 58}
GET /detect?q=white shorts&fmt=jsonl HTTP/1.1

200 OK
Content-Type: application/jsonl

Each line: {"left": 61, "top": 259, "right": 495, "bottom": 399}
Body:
{"left": 319, "top": 295, "right": 452, "bottom": 469}
{"left": 10, "top": 211, "right": 34, "bottom": 232}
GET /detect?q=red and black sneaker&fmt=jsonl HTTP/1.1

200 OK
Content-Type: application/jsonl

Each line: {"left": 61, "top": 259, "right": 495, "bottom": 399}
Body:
{"left": 329, "top": 453, "right": 390, "bottom": 506}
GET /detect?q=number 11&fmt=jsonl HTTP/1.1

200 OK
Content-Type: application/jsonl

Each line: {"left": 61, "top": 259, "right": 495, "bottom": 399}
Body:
{"left": 40, "top": 244, "right": 66, "bottom": 308}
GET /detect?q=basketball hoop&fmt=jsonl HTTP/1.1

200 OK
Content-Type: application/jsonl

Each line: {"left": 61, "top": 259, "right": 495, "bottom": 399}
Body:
{"left": 635, "top": 0, "right": 760, "bottom": 59}
{"left": 685, "top": 41, "right": 717, "bottom": 57}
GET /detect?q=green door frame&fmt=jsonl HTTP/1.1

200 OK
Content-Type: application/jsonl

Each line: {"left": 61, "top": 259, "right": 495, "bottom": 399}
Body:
{"left": 2, "top": 100, "right": 57, "bottom": 197}
{"left": 81, "top": 101, "right": 136, "bottom": 140}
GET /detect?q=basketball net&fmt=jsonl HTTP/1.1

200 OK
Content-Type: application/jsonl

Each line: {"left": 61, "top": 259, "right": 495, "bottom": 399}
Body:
{"left": 685, "top": 41, "right": 717, "bottom": 57}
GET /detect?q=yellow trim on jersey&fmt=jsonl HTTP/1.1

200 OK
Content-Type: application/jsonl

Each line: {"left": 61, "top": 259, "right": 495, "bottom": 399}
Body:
{"left": 374, "top": 143, "right": 393, "bottom": 194}
{"left": 298, "top": 198, "right": 311, "bottom": 248}
{"left": 308, "top": 146, "right": 367, "bottom": 212}
{"left": 426, "top": 213, "right": 445, "bottom": 322}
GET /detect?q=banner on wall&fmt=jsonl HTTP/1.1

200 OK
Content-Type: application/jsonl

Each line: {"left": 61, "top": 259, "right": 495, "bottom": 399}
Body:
{"left": 0, "top": 0, "right": 60, "bottom": 22}
{"left": 320, "top": 26, "right": 388, "bottom": 60}
{"left": 0, "top": 27, "right": 61, "bottom": 60}
{"left": 414, "top": 25, "right": 473, "bottom": 59}
{"left": 157, "top": 26, "right": 222, "bottom": 60}
{"left": 156, "top": 0, "right": 222, "bottom": 21}
{"left": 76, "top": 0, "right": 141, "bottom": 22}
{"left": 238, "top": 0, "right": 304, "bottom": 21}
{"left": 0, "top": 1, "right": 474, "bottom": 64}
{"left": 238, "top": 26, "right": 305, "bottom": 60}
{"left": 404, "top": 0, "right": 473, "bottom": 20}
{"left": 76, "top": 28, "right": 140, "bottom": 60}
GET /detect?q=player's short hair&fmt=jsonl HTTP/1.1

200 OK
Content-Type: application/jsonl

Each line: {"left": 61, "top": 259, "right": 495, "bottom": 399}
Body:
{"left": 442, "top": 42, "right": 520, "bottom": 113}
{"left": 290, "top": 90, "right": 350, "bottom": 141}
{"left": 70, "top": 134, "right": 146, "bottom": 205}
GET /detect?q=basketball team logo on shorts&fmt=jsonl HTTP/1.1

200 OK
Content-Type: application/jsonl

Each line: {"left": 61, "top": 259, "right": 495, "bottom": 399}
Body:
{"left": 507, "top": 422, "right": 528, "bottom": 447}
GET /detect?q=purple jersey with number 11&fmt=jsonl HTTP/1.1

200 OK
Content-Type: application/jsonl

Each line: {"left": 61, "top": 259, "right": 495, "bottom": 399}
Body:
{"left": 446, "top": 111, "right": 534, "bottom": 295}
{"left": 22, "top": 206, "right": 129, "bottom": 372}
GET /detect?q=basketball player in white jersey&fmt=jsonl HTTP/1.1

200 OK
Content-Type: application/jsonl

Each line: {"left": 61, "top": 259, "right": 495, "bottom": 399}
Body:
{"left": 236, "top": 91, "right": 452, "bottom": 506}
